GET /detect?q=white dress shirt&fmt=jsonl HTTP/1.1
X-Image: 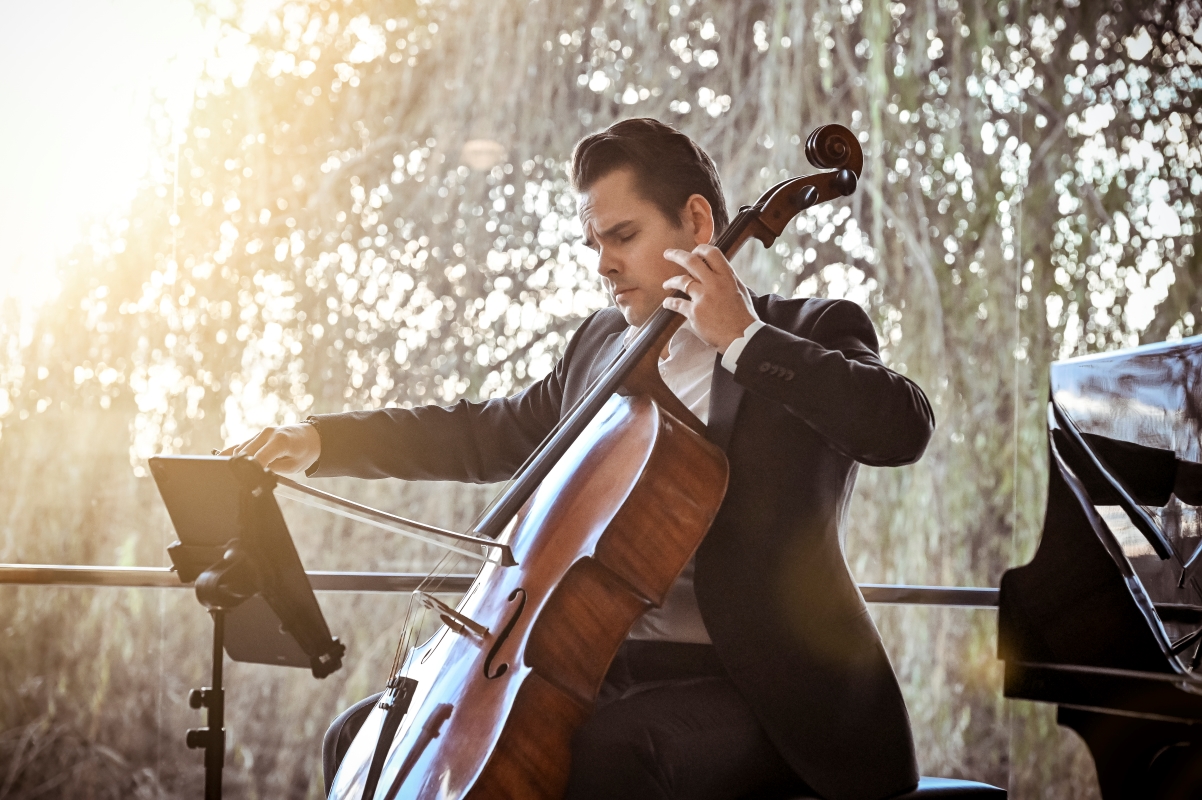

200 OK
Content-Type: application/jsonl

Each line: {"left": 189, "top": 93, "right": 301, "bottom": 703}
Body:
{"left": 625, "top": 317, "right": 763, "bottom": 643}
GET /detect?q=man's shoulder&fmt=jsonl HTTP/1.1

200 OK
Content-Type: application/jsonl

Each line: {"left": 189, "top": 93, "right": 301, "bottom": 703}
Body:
{"left": 753, "top": 293, "right": 871, "bottom": 331}
{"left": 587, "top": 305, "right": 629, "bottom": 331}
{"left": 572, "top": 306, "right": 628, "bottom": 345}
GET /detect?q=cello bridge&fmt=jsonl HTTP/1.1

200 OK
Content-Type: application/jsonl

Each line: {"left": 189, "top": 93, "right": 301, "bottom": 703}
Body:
{"left": 415, "top": 591, "right": 489, "bottom": 638}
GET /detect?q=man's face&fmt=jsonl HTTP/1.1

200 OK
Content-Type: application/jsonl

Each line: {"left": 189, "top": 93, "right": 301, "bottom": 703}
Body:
{"left": 579, "top": 168, "right": 705, "bottom": 327}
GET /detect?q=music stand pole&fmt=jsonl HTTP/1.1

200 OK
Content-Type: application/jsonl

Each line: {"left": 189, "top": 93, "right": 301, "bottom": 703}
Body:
{"left": 186, "top": 609, "right": 227, "bottom": 800}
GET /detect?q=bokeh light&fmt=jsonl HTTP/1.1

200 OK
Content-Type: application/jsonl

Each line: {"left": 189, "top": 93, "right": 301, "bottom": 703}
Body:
{"left": 0, "top": 0, "right": 207, "bottom": 309}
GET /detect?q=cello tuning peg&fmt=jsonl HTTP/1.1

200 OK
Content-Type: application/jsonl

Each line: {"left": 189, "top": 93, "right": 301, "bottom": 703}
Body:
{"left": 833, "top": 169, "right": 857, "bottom": 197}
{"left": 792, "top": 185, "right": 819, "bottom": 210}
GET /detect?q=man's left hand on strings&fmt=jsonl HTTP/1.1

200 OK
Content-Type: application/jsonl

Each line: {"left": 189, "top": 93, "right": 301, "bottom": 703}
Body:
{"left": 661, "top": 244, "right": 758, "bottom": 353}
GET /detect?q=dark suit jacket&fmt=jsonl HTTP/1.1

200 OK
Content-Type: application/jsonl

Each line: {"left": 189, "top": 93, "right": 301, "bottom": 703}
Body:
{"left": 311, "top": 294, "right": 934, "bottom": 800}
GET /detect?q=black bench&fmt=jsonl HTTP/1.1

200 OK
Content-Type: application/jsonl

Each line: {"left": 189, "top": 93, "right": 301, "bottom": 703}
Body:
{"left": 757, "top": 776, "right": 1007, "bottom": 799}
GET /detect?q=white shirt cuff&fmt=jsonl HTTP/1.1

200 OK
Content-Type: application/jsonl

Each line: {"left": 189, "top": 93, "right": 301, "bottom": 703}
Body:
{"left": 720, "top": 319, "right": 766, "bottom": 373}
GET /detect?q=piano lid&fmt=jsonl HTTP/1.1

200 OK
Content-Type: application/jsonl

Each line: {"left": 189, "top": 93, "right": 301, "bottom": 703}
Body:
{"left": 1051, "top": 334, "right": 1202, "bottom": 463}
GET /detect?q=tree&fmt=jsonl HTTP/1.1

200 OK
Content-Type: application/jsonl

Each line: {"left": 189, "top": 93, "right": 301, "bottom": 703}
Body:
{"left": 2, "top": 0, "right": 1198, "bottom": 795}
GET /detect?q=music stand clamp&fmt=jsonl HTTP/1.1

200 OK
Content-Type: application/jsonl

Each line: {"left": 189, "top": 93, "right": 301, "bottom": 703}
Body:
{"left": 155, "top": 455, "right": 346, "bottom": 800}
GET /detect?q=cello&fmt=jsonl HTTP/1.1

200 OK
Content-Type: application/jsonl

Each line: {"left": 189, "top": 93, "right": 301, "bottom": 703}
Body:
{"left": 327, "top": 124, "right": 863, "bottom": 800}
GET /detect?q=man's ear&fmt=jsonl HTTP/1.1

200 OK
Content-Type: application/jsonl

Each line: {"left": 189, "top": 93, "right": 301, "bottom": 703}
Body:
{"left": 681, "top": 194, "right": 715, "bottom": 246}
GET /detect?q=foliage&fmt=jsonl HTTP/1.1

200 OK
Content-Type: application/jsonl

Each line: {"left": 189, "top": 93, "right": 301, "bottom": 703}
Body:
{"left": 1, "top": 0, "right": 1200, "bottom": 796}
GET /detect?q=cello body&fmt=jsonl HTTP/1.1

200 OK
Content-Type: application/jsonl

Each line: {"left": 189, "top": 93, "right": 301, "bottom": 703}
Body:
{"left": 329, "top": 394, "right": 728, "bottom": 799}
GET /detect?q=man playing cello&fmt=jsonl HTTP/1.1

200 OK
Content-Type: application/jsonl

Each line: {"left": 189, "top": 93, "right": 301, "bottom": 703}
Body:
{"left": 228, "top": 118, "right": 934, "bottom": 800}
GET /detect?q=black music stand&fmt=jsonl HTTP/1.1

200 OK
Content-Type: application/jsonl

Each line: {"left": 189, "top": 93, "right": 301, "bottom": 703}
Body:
{"left": 150, "top": 455, "right": 346, "bottom": 800}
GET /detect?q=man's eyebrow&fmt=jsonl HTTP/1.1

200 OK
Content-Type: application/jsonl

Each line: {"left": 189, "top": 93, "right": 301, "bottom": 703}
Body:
{"left": 583, "top": 219, "right": 636, "bottom": 248}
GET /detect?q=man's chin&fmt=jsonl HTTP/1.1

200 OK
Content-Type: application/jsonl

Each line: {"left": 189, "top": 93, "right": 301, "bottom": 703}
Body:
{"left": 615, "top": 296, "right": 657, "bottom": 327}
{"left": 618, "top": 305, "right": 650, "bottom": 328}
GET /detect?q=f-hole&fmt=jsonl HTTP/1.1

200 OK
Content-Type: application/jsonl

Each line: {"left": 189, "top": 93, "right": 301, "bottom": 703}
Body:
{"left": 483, "top": 588, "right": 527, "bottom": 679}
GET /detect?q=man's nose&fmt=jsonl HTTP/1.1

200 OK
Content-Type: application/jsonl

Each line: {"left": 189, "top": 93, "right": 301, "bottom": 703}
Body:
{"left": 596, "top": 246, "right": 622, "bottom": 277}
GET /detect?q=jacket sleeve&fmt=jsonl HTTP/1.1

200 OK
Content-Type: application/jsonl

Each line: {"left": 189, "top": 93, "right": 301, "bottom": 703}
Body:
{"left": 733, "top": 299, "right": 934, "bottom": 466}
{"left": 307, "top": 315, "right": 598, "bottom": 483}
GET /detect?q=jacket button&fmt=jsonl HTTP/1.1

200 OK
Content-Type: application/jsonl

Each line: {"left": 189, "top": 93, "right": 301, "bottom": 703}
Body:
{"left": 759, "top": 362, "right": 771, "bottom": 373}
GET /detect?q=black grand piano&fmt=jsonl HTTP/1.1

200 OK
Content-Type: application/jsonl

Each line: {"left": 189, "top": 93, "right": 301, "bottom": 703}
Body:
{"left": 1000, "top": 336, "right": 1202, "bottom": 797}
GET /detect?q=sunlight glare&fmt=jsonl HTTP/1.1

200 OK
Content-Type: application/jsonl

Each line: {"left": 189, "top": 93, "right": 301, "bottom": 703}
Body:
{"left": 0, "top": 0, "right": 206, "bottom": 310}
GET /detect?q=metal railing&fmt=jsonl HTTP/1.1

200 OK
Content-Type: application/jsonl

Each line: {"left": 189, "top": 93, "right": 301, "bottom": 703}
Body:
{"left": 0, "top": 564, "right": 999, "bottom": 606}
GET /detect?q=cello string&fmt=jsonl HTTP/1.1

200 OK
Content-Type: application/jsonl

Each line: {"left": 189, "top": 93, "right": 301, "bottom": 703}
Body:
{"left": 461, "top": 336, "right": 632, "bottom": 536}
{"left": 418, "top": 547, "right": 459, "bottom": 593}
{"left": 390, "top": 590, "right": 418, "bottom": 679}
{"left": 390, "top": 560, "right": 449, "bottom": 683}
{"left": 391, "top": 547, "right": 470, "bottom": 682}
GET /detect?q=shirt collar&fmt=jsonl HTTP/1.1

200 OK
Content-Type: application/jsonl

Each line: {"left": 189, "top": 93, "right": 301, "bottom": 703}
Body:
{"left": 622, "top": 318, "right": 713, "bottom": 361}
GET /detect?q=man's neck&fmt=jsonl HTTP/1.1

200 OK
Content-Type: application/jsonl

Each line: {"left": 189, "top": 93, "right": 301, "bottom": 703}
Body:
{"left": 622, "top": 317, "right": 710, "bottom": 361}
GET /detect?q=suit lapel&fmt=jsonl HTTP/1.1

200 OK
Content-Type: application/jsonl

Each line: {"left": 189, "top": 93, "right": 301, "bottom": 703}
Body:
{"left": 706, "top": 293, "right": 770, "bottom": 452}
{"left": 706, "top": 355, "right": 745, "bottom": 453}
{"left": 587, "top": 329, "right": 627, "bottom": 386}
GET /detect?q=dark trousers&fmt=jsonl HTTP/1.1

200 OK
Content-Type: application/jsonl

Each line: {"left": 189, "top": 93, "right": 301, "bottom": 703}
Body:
{"left": 323, "top": 691, "right": 383, "bottom": 796}
{"left": 322, "top": 641, "right": 806, "bottom": 799}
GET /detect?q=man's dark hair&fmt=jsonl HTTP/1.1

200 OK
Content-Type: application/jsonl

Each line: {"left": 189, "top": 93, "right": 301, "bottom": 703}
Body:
{"left": 570, "top": 118, "right": 729, "bottom": 234}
